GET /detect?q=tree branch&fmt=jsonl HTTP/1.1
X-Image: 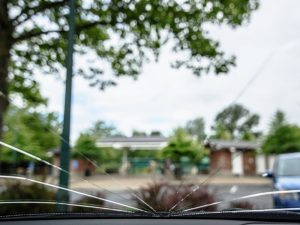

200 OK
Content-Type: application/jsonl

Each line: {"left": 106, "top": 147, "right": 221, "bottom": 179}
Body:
{"left": 76, "top": 21, "right": 108, "bottom": 32}
{"left": 13, "top": 21, "right": 108, "bottom": 43}
{"left": 13, "top": 29, "right": 63, "bottom": 43}
{"left": 12, "top": 0, "right": 68, "bottom": 26}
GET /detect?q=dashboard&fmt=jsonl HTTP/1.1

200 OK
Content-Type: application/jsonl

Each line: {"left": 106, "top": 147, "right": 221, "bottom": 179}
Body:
{"left": 1, "top": 211, "right": 300, "bottom": 225}
{"left": 0, "top": 218, "right": 300, "bottom": 225}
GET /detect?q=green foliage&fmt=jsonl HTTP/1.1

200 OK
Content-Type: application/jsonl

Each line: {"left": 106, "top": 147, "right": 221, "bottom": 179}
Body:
{"left": 184, "top": 117, "right": 206, "bottom": 142}
{"left": 269, "top": 110, "right": 287, "bottom": 133}
{"left": 262, "top": 124, "right": 300, "bottom": 154}
{"left": 8, "top": 80, "right": 47, "bottom": 107}
{"left": 6, "top": 0, "right": 259, "bottom": 97}
{"left": 132, "top": 130, "right": 147, "bottom": 137}
{"left": 213, "top": 122, "right": 232, "bottom": 140}
{"left": 88, "top": 120, "right": 123, "bottom": 138}
{"left": 72, "top": 133, "right": 122, "bottom": 163}
{"left": 150, "top": 130, "right": 162, "bottom": 136}
{"left": 212, "top": 104, "right": 260, "bottom": 140}
{"left": 3, "top": 106, "right": 60, "bottom": 162}
{"left": 97, "top": 147, "right": 122, "bottom": 167}
{"left": 0, "top": 182, "right": 56, "bottom": 215}
{"left": 161, "top": 128, "right": 206, "bottom": 163}
{"left": 262, "top": 111, "right": 300, "bottom": 155}
{"left": 72, "top": 121, "right": 122, "bottom": 164}
{"left": 73, "top": 133, "right": 99, "bottom": 159}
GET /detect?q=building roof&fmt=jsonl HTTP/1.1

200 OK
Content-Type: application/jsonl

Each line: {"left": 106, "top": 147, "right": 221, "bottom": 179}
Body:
{"left": 96, "top": 136, "right": 169, "bottom": 150}
{"left": 205, "top": 139, "right": 260, "bottom": 151}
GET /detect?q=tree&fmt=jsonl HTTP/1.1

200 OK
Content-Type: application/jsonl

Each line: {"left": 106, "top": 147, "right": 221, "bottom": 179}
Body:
{"left": 3, "top": 106, "right": 60, "bottom": 162}
{"left": 262, "top": 111, "right": 300, "bottom": 155}
{"left": 184, "top": 117, "right": 206, "bottom": 142}
{"left": 73, "top": 133, "right": 99, "bottom": 159}
{"left": 212, "top": 104, "right": 260, "bottom": 140}
{"left": 212, "top": 122, "right": 232, "bottom": 140}
{"left": 269, "top": 110, "right": 287, "bottom": 133}
{"left": 0, "top": 0, "right": 259, "bottom": 139}
{"left": 150, "top": 130, "right": 162, "bottom": 137}
{"left": 88, "top": 120, "right": 122, "bottom": 138}
{"left": 72, "top": 121, "right": 122, "bottom": 163}
{"left": 132, "top": 130, "right": 147, "bottom": 137}
{"left": 262, "top": 125, "right": 300, "bottom": 154}
{"left": 161, "top": 128, "right": 206, "bottom": 163}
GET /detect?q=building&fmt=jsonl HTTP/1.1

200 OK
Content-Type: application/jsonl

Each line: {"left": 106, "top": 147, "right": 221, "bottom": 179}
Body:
{"left": 51, "top": 148, "right": 96, "bottom": 177}
{"left": 97, "top": 136, "right": 169, "bottom": 150}
{"left": 205, "top": 139, "right": 275, "bottom": 176}
{"left": 97, "top": 136, "right": 169, "bottom": 174}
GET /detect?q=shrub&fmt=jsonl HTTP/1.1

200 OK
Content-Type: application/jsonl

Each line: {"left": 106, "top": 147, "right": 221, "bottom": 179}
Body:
{"left": 0, "top": 182, "right": 108, "bottom": 214}
{"left": 71, "top": 192, "right": 105, "bottom": 213}
{"left": 229, "top": 201, "right": 256, "bottom": 210}
{"left": 0, "top": 181, "right": 56, "bottom": 215}
{"left": 134, "top": 182, "right": 217, "bottom": 212}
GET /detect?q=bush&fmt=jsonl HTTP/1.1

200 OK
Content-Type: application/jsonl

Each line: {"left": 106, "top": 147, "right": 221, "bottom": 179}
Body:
{"left": 0, "top": 182, "right": 108, "bottom": 214}
{"left": 0, "top": 181, "right": 56, "bottom": 215}
{"left": 134, "top": 182, "right": 217, "bottom": 212}
{"left": 71, "top": 192, "right": 106, "bottom": 213}
{"left": 229, "top": 201, "right": 256, "bottom": 210}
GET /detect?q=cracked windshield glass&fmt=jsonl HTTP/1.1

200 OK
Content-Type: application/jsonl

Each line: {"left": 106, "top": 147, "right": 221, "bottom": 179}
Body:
{"left": 1, "top": 0, "right": 300, "bottom": 216}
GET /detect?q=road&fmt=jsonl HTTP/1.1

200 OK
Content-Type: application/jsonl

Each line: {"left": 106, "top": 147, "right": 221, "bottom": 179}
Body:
{"left": 211, "top": 184, "right": 273, "bottom": 209}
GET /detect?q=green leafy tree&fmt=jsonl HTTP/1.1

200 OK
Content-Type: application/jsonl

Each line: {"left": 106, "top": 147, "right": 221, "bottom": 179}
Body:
{"left": 262, "top": 111, "right": 300, "bottom": 154}
{"left": 132, "top": 130, "right": 147, "bottom": 137}
{"left": 212, "top": 122, "right": 232, "bottom": 140}
{"left": 88, "top": 120, "right": 123, "bottom": 138}
{"left": 0, "top": 0, "right": 259, "bottom": 139}
{"left": 262, "top": 125, "right": 300, "bottom": 154}
{"left": 185, "top": 117, "right": 206, "bottom": 142}
{"left": 212, "top": 104, "right": 260, "bottom": 140}
{"left": 73, "top": 133, "right": 99, "bottom": 159}
{"left": 73, "top": 131, "right": 122, "bottom": 170}
{"left": 3, "top": 106, "right": 60, "bottom": 162}
{"left": 73, "top": 120, "right": 123, "bottom": 160}
{"left": 161, "top": 128, "right": 206, "bottom": 163}
{"left": 150, "top": 130, "right": 162, "bottom": 137}
{"left": 269, "top": 110, "right": 287, "bottom": 133}
{"left": 72, "top": 121, "right": 122, "bottom": 164}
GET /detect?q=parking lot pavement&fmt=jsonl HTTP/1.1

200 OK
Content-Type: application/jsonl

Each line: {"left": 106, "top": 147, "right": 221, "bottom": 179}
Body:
{"left": 70, "top": 175, "right": 273, "bottom": 210}
{"left": 72, "top": 184, "right": 273, "bottom": 210}
{"left": 211, "top": 184, "right": 273, "bottom": 209}
{"left": 70, "top": 175, "right": 271, "bottom": 191}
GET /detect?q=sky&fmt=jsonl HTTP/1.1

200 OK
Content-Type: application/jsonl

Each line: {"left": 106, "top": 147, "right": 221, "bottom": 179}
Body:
{"left": 37, "top": 0, "right": 300, "bottom": 142}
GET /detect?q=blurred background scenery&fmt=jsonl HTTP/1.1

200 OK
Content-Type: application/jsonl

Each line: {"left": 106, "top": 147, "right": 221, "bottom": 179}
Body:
{"left": 0, "top": 0, "right": 300, "bottom": 214}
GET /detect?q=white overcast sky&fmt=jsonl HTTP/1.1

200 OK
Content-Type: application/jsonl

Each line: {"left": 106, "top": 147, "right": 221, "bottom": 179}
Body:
{"left": 37, "top": 0, "right": 300, "bottom": 142}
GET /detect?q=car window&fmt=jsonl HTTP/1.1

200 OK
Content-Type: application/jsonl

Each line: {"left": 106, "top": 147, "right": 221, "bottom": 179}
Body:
{"left": 1, "top": 0, "right": 300, "bottom": 219}
{"left": 278, "top": 157, "right": 300, "bottom": 176}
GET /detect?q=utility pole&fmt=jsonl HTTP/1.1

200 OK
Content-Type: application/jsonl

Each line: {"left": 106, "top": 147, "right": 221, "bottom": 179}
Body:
{"left": 56, "top": 0, "right": 75, "bottom": 211}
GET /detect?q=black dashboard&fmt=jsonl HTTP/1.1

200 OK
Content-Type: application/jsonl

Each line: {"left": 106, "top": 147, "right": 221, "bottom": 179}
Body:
{"left": 0, "top": 218, "right": 299, "bottom": 225}
{"left": 1, "top": 212, "right": 300, "bottom": 225}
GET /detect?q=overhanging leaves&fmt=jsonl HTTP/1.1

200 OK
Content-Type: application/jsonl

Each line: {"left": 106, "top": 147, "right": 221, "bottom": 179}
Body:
{"left": 6, "top": 0, "right": 259, "bottom": 95}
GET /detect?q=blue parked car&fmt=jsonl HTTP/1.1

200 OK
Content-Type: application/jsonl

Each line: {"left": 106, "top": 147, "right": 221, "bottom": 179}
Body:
{"left": 265, "top": 153, "right": 300, "bottom": 208}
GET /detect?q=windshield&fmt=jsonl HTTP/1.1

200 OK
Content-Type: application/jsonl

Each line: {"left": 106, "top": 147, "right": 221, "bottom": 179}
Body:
{"left": 278, "top": 157, "right": 300, "bottom": 176}
{"left": 1, "top": 0, "right": 300, "bottom": 219}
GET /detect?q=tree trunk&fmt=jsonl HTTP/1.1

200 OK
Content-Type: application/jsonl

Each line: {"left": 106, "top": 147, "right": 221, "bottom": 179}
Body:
{"left": 0, "top": 0, "right": 11, "bottom": 142}
{"left": 0, "top": 50, "right": 9, "bottom": 142}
